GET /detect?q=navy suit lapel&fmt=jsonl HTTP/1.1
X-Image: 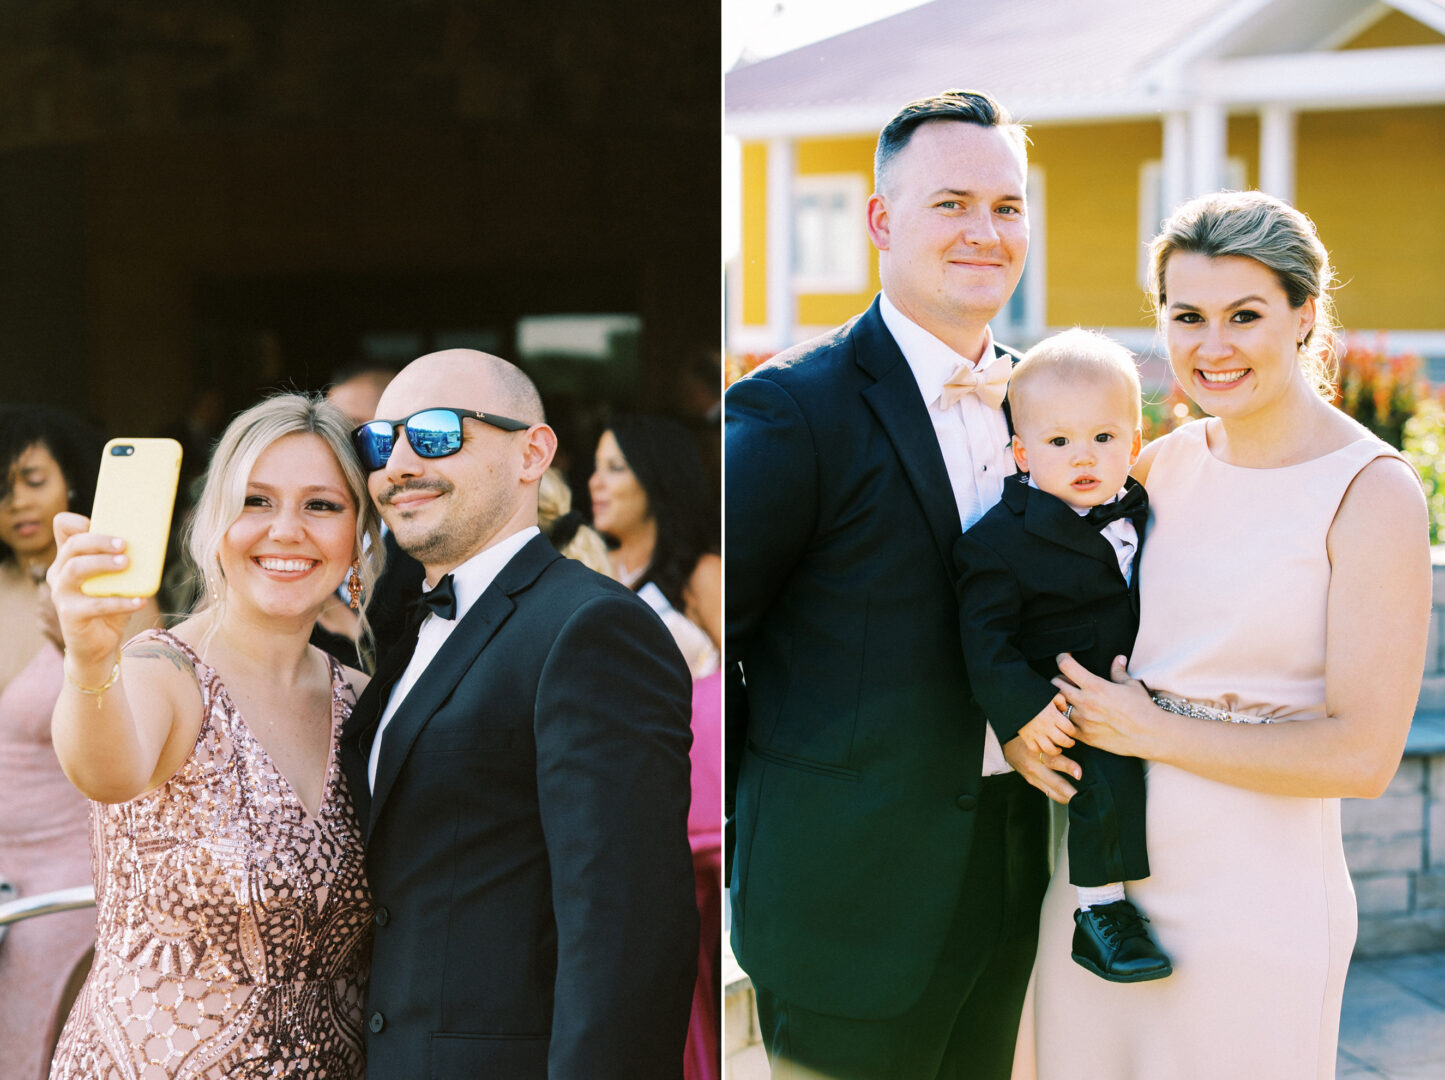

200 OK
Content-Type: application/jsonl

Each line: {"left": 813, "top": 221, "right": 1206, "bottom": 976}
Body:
{"left": 365, "top": 535, "right": 560, "bottom": 833}
{"left": 854, "top": 300, "right": 963, "bottom": 572}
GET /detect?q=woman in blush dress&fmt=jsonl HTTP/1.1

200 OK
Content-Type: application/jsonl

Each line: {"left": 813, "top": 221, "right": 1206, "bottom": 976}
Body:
{"left": 590, "top": 414, "right": 721, "bottom": 1080}
{"left": 46, "top": 394, "right": 381, "bottom": 1079}
{"left": 0, "top": 406, "right": 157, "bottom": 1080}
{"left": 1013, "top": 191, "right": 1431, "bottom": 1080}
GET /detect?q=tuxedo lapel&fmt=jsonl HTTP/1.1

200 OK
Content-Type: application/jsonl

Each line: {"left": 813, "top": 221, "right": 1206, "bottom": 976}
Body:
{"left": 339, "top": 615, "right": 421, "bottom": 830}
{"left": 366, "top": 535, "right": 560, "bottom": 832}
{"left": 854, "top": 302, "right": 961, "bottom": 572}
{"left": 1012, "top": 478, "right": 1121, "bottom": 570}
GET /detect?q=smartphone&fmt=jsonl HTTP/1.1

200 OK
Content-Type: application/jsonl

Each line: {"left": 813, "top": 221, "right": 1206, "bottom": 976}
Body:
{"left": 81, "top": 438, "right": 183, "bottom": 598}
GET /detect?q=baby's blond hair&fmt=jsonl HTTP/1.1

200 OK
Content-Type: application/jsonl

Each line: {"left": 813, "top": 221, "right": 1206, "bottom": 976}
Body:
{"left": 1008, "top": 328, "right": 1142, "bottom": 432}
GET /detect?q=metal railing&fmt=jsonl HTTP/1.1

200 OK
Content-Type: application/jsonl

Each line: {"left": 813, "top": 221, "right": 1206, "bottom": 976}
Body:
{"left": 0, "top": 885, "right": 96, "bottom": 929}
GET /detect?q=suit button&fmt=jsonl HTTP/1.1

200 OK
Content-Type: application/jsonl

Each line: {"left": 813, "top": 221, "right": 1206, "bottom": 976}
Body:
{"left": 955, "top": 794, "right": 978, "bottom": 811}
{"left": 369, "top": 1012, "right": 385, "bottom": 1033}
{"left": 374, "top": 906, "right": 389, "bottom": 926}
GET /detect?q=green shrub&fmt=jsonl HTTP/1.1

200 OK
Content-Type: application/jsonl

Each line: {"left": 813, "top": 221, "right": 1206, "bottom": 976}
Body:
{"left": 1404, "top": 399, "right": 1445, "bottom": 546}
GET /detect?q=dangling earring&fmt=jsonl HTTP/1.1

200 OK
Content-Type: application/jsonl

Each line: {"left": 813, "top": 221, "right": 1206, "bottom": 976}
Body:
{"left": 347, "top": 561, "right": 363, "bottom": 610}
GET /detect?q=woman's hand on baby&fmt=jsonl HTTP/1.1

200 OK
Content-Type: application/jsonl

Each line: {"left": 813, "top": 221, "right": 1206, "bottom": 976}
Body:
{"left": 1052, "top": 652, "right": 1154, "bottom": 758}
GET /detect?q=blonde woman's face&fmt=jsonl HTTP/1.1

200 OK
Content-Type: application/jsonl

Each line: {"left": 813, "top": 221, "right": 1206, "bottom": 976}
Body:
{"left": 1162, "top": 253, "right": 1315, "bottom": 420}
{"left": 218, "top": 433, "right": 357, "bottom": 622}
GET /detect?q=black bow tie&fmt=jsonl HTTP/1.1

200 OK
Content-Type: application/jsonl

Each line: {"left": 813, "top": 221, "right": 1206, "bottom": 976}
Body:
{"left": 1085, "top": 484, "right": 1148, "bottom": 530}
{"left": 412, "top": 574, "right": 457, "bottom": 621}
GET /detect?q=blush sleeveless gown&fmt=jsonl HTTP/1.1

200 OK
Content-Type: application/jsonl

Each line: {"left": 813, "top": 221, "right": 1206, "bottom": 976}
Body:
{"left": 0, "top": 641, "right": 95, "bottom": 1080}
{"left": 49, "top": 629, "right": 373, "bottom": 1079}
{"left": 1014, "top": 419, "right": 1408, "bottom": 1080}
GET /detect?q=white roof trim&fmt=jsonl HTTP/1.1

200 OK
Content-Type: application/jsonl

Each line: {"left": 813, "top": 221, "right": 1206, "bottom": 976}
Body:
{"left": 1192, "top": 44, "right": 1445, "bottom": 106}
{"left": 1135, "top": 0, "right": 1280, "bottom": 85}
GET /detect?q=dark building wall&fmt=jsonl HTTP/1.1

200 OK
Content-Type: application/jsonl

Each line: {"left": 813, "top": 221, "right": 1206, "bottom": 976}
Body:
{"left": 0, "top": 1, "right": 719, "bottom": 438}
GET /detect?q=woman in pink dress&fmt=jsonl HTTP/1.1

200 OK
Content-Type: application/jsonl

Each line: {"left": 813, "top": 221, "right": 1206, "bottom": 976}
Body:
{"left": 46, "top": 394, "right": 382, "bottom": 1079}
{"left": 0, "top": 406, "right": 159, "bottom": 1080}
{"left": 590, "top": 415, "right": 721, "bottom": 1080}
{"left": 1013, "top": 192, "right": 1431, "bottom": 1079}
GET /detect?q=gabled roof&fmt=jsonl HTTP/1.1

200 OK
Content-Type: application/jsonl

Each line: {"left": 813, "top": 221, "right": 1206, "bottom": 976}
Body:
{"left": 725, "top": 0, "right": 1445, "bottom": 136}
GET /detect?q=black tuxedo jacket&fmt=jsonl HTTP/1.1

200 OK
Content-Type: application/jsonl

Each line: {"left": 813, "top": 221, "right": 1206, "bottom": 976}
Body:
{"left": 954, "top": 474, "right": 1151, "bottom": 885}
{"left": 724, "top": 297, "right": 1049, "bottom": 1019}
{"left": 339, "top": 534, "right": 697, "bottom": 1079}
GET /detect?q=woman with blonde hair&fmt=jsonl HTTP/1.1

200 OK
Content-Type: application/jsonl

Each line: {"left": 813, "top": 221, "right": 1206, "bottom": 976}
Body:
{"left": 1015, "top": 190, "right": 1430, "bottom": 1079}
{"left": 538, "top": 466, "right": 613, "bottom": 576}
{"left": 47, "top": 393, "right": 381, "bottom": 1079}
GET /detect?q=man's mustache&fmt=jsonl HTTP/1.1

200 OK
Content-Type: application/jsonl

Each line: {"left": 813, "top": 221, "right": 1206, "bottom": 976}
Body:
{"left": 378, "top": 479, "right": 454, "bottom": 505}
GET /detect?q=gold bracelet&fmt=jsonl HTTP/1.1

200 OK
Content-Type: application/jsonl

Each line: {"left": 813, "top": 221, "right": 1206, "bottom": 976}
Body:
{"left": 64, "top": 658, "right": 121, "bottom": 709}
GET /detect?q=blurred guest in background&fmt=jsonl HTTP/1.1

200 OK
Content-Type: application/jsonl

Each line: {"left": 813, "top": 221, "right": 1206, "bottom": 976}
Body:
{"left": 0, "top": 405, "right": 156, "bottom": 1080}
{"left": 310, "top": 364, "right": 402, "bottom": 665}
{"left": 590, "top": 414, "right": 720, "bottom": 672}
{"left": 590, "top": 413, "right": 721, "bottom": 1079}
{"left": 538, "top": 466, "right": 613, "bottom": 576}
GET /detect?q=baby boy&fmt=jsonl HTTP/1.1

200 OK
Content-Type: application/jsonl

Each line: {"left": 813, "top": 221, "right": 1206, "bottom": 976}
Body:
{"left": 955, "top": 327, "right": 1170, "bottom": 983}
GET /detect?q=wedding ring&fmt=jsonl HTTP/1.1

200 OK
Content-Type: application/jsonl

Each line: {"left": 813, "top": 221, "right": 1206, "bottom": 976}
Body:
{"left": 1064, "top": 704, "right": 1074, "bottom": 721}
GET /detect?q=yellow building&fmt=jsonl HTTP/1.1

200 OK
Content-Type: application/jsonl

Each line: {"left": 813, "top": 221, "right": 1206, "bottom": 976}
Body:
{"left": 725, "top": 0, "right": 1445, "bottom": 380}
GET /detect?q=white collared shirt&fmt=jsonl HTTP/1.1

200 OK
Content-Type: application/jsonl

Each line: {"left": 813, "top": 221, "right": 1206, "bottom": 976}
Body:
{"left": 367, "top": 526, "right": 541, "bottom": 790}
{"left": 879, "top": 292, "right": 1016, "bottom": 533}
{"left": 879, "top": 292, "right": 1016, "bottom": 776}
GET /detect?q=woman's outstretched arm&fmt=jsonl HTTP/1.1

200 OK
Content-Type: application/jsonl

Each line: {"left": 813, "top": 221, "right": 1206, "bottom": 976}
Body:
{"left": 49, "top": 511, "right": 199, "bottom": 802}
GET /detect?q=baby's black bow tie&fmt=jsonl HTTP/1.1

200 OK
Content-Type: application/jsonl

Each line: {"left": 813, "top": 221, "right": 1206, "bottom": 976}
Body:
{"left": 1086, "top": 484, "right": 1147, "bottom": 530}
{"left": 412, "top": 573, "right": 458, "bottom": 621}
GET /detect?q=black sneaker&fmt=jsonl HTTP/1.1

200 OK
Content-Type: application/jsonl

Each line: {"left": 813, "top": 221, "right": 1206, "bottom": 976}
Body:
{"left": 1071, "top": 900, "right": 1173, "bottom": 983}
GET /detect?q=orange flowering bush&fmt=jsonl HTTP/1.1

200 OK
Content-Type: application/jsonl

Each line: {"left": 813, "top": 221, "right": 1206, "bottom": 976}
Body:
{"left": 725, "top": 352, "right": 774, "bottom": 388}
{"left": 1333, "top": 338, "right": 1426, "bottom": 449}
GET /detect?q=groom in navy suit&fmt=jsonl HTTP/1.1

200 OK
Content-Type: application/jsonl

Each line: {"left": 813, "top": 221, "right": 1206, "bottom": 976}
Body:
{"left": 339, "top": 349, "right": 696, "bottom": 1079}
{"left": 726, "top": 90, "right": 1062, "bottom": 1078}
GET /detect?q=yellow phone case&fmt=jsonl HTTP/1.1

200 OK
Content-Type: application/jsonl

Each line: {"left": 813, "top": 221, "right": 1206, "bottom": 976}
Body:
{"left": 81, "top": 438, "right": 183, "bottom": 598}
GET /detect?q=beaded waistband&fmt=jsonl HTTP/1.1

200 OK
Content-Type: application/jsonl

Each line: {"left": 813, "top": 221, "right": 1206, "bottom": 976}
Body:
{"left": 1150, "top": 692, "right": 1275, "bottom": 726}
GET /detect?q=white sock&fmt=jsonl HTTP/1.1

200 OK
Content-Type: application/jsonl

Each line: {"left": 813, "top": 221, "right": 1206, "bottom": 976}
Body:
{"left": 1077, "top": 883, "right": 1126, "bottom": 910}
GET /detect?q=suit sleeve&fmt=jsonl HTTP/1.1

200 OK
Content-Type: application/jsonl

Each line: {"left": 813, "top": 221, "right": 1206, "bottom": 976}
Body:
{"left": 954, "top": 529, "right": 1063, "bottom": 745}
{"left": 534, "top": 592, "right": 697, "bottom": 1080}
{"left": 723, "top": 374, "right": 819, "bottom": 836}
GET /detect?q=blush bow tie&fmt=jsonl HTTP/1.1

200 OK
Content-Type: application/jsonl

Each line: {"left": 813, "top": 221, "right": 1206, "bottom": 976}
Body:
{"left": 940, "top": 358, "right": 1011, "bottom": 410}
{"left": 1086, "top": 484, "right": 1148, "bottom": 530}
{"left": 411, "top": 573, "right": 458, "bottom": 621}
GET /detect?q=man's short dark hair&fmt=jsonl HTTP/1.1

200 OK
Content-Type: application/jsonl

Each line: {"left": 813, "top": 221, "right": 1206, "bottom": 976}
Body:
{"left": 874, "top": 88, "right": 1028, "bottom": 194}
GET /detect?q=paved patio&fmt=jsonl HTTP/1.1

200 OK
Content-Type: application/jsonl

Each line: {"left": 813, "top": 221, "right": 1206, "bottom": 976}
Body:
{"left": 726, "top": 947, "right": 1445, "bottom": 1077}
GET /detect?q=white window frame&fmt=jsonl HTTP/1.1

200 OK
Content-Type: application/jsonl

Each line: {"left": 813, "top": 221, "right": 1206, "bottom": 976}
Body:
{"left": 790, "top": 173, "right": 870, "bottom": 294}
{"left": 991, "top": 166, "right": 1046, "bottom": 344}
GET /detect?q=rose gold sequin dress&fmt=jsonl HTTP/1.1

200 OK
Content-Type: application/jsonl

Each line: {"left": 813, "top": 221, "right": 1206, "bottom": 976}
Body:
{"left": 49, "top": 629, "right": 373, "bottom": 1080}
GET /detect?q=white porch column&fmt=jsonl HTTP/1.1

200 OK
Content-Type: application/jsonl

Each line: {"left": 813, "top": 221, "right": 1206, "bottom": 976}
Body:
{"left": 1161, "top": 112, "right": 1189, "bottom": 219}
{"left": 765, "top": 137, "right": 795, "bottom": 350}
{"left": 1187, "top": 100, "right": 1228, "bottom": 197}
{"left": 1258, "top": 104, "right": 1296, "bottom": 205}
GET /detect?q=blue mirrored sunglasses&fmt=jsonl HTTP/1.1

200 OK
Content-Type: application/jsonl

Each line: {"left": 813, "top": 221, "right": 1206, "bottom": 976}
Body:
{"left": 352, "top": 407, "right": 530, "bottom": 471}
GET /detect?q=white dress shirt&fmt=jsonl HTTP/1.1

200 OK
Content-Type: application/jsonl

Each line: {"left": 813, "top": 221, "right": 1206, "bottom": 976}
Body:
{"left": 879, "top": 293, "right": 1016, "bottom": 775}
{"left": 367, "top": 526, "right": 540, "bottom": 790}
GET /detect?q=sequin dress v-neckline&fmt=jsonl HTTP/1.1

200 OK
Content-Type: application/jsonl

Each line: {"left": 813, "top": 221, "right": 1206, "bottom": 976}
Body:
{"left": 49, "top": 628, "right": 374, "bottom": 1080}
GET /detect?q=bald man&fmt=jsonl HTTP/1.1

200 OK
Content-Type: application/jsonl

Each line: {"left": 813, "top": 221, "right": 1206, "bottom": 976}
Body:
{"left": 338, "top": 350, "right": 697, "bottom": 1079}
